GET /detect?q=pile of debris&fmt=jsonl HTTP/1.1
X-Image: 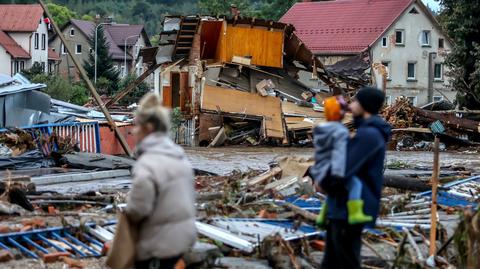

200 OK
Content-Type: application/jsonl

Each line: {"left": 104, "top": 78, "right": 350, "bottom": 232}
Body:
{"left": 0, "top": 147, "right": 478, "bottom": 268}
{"left": 139, "top": 16, "right": 363, "bottom": 148}
{"left": 383, "top": 97, "right": 480, "bottom": 151}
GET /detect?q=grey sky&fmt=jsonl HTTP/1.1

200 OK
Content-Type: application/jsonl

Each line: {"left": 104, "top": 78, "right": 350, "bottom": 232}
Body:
{"left": 422, "top": 0, "right": 441, "bottom": 11}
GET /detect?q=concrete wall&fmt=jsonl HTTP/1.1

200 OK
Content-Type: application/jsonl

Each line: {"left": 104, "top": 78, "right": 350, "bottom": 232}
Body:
{"left": 371, "top": 2, "right": 455, "bottom": 106}
{"left": 0, "top": 47, "right": 12, "bottom": 75}
{"left": 50, "top": 24, "right": 91, "bottom": 80}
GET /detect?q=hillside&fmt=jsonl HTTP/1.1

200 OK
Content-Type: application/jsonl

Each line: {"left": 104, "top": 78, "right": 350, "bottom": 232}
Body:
{"left": 0, "top": 0, "right": 298, "bottom": 36}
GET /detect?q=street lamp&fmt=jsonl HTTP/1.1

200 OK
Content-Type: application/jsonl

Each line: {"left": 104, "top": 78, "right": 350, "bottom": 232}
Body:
{"left": 123, "top": 35, "right": 139, "bottom": 78}
{"left": 94, "top": 22, "right": 113, "bottom": 84}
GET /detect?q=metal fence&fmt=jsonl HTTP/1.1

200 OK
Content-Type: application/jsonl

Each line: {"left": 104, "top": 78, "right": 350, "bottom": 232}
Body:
{"left": 171, "top": 119, "right": 194, "bottom": 146}
{"left": 0, "top": 121, "right": 101, "bottom": 154}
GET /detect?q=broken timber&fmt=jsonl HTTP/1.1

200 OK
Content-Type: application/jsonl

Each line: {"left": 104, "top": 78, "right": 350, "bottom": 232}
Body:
{"left": 105, "top": 58, "right": 184, "bottom": 108}
{"left": 39, "top": 0, "right": 133, "bottom": 157}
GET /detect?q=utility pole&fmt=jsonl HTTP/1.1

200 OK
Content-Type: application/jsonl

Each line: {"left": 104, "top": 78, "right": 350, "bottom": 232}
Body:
{"left": 38, "top": 0, "right": 133, "bottom": 157}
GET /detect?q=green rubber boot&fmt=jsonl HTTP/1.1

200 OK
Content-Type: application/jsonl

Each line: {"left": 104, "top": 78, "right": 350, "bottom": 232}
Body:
{"left": 347, "top": 200, "right": 373, "bottom": 225}
{"left": 316, "top": 203, "right": 328, "bottom": 228}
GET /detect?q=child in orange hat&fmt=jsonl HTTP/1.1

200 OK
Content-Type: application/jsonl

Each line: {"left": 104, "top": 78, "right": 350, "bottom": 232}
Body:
{"left": 310, "top": 96, "right": 372, "bottom": 226}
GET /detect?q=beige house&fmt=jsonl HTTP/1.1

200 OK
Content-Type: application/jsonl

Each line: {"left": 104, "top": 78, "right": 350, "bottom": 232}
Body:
{"left": 282, "top": 0, "right": 455, "bottom": 106}
{"left": 50, "top": 19, "right": 151, "bottom": 81}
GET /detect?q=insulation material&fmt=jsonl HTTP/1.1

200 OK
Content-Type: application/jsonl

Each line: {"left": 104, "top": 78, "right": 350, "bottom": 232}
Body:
{"left": 201, "top": 85, "right": 285, "bottom": 139}
{"left": 215, "top": 24, "right": 284, "bottom": 68}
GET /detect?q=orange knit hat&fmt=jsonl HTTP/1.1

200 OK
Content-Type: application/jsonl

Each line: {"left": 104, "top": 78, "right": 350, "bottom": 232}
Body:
{"left": 324, "top": 96, "right": 346, "bottom": 121}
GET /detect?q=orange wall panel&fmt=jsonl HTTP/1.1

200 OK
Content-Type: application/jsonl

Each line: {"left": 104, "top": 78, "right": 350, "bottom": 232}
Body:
{"left": 99, "top": 124, "right": 136, "bottom": 156}
{"left": 162, "top": 86, "right": 173, "bottom": 108}
{"left": 215, "top": 24, "right": 284, "bottom": 68}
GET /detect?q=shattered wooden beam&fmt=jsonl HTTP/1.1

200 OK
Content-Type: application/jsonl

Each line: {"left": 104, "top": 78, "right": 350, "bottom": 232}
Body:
{"left": 38, "top": 0, "right": 133, "bottom": 157}
{"left": 105, "top": 62, "right": 162, "bottom": 108}
{"left": 106, "top": 59, "right": 183, "bottom": 108}
{"left": 413, "top": 107, "right": 480, "bottom": 133}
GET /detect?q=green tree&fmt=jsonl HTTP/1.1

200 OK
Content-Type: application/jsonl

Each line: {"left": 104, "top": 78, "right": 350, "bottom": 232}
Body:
{"left": 46, "top": 2, "right": 77, "bottom": 27}
{"left": 198, "top": 0, "right": 254, "bottom": 17}
{"left": 30, "top": 74, "right": 89, "bottom": 105}
{"left": 21, "top": 62, "right": 45, "bottom": 80}
{"left": 254, "top": 0, "right": 298, "bottom": 20}
{"left": 117, "top": 73, "right": 150, "bottom": 105}
{"left": 438, "top": 0, "right": 480, "bottom": 109}
{"left": 83, "top": 26, "right": 120, "bottom": 95}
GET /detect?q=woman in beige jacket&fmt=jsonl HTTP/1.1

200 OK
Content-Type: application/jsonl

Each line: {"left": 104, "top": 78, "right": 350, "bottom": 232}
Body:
{"left": 126, "top": 93, "right": 197, "bottom": 269}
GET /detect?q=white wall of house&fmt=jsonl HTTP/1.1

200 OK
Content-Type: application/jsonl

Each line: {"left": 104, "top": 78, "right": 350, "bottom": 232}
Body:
{"left": 371, "top": 2, "right": 455, "bottom": 106}
{"left": 30, "top": 16, "right": 49, "bottom": 72}
{"left": 9, "top": 16, "right": 49, "bottom": 73}
{"left": 0, "top": 47, "right": 12, "bottom": 75}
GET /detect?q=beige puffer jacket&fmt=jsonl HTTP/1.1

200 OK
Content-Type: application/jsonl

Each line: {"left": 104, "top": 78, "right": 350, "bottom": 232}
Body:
{"left": 126, "top": 133, "right": 197, "bottom": 261}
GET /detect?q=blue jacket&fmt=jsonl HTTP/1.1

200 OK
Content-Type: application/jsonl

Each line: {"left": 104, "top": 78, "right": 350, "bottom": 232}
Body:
{"left": 320, "top": 115, "right": 391, "bottom": 225}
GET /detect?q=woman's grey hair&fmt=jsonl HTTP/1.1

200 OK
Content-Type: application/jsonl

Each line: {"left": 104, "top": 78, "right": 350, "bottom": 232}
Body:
{"left": 135, "top": 93, "right": 171, "bottom": 133}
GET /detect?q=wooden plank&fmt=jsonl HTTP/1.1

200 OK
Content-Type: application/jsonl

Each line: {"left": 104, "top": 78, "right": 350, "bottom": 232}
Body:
{"left": 215, "top": 24, "right": 283, "bottom": 68}
{"left": 281, "top": 102, "right": 324, "bottom": 118}
{"left": 201, "top": 85, "right": 285, "bottom": 139}
{"left": 286, "top": 121, "right": 314, "bottom": 131}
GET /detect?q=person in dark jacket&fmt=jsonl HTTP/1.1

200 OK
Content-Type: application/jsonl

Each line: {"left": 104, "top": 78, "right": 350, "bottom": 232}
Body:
{"left": 320, "top": 87, "right": 392, "bottom": 269}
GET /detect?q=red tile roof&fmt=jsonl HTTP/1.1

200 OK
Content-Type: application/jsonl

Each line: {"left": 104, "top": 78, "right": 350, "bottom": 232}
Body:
{"left": 281, "top": 0, "right": 414, "bottom": 54}
{"left": 0, "top": 4, "right": 44, "bottom": 32}
{"left": 0, "top": 30, "right": 30, "bottom": 59}
{"left": 48, "top": 47, "right": 60, "bottom": 61}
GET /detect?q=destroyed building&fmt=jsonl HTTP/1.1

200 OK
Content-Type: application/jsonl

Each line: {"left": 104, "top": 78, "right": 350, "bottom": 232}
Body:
{"left": 138, "top": 16, "right": 362, "bottom": 147}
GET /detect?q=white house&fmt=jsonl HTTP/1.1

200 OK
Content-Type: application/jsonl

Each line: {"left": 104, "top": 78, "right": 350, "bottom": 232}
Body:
{"left": 281, "top": 0, "right": 455, "bottom": 106}
{"left": 0, "top": 4, "right": 53, "bottom": 76}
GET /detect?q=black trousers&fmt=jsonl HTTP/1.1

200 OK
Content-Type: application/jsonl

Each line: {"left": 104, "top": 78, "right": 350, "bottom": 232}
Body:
{"left": 321, "top": 220, "right": 363, "bottom": 269}
{"left": 135, "top": 256, "right": 181, "bottom": 269}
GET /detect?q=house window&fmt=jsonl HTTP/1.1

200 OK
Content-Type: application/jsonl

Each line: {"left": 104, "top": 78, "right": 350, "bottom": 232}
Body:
{"left": 395, "top": 30, "right": 405, "bottom": 45}
{"left": 434, "top": 63, "right": 443, "bottom": 80}
{"left": 407, "top": 96, "right": 417, "bottom": 106}
{"left": 438, "top": 38, "right": 445, "bottom": 49}
{"left": 70, "top": 28, "right": 75, "bottom": 36}
{"left": 409, "top": 7, "right": 419, "bottom": 14}
{"left": 407, "top": 62, "right": 416, "bottom": 80}
{"left": 41, "top": 34, "right": 46, "bottom": 50}
{"left": 75, "top": 44, "right": 82, "bottom": 54}
{"left": 13, "top": 61, "right": 20, "bottom": 74}
{"left": 382, "top": 37, "right": 388, "bottom": 48}
{"left": 421, "top": 31, "right": 431, "bottom": 46}
{"left": 135, "top": 45, "right": 140, "bottom": 56}
{"left": 41, "top": 62, "right": 45, "bottom": 72}
{"left": 34, "top": 33, "right": 39, "bottom": 49}
{"left": 433, "top": 96, "right": 444, "bottom": 102}
{"left": 381, "top": 61, "right": 391, "bottom": 80}
{"left": 61, "top": 44, "right": 67, "bottom": 54}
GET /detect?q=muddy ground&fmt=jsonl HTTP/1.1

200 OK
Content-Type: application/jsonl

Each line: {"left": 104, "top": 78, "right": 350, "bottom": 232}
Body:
{"left": 185, "top": 147, "right": 480, "bottom": 175}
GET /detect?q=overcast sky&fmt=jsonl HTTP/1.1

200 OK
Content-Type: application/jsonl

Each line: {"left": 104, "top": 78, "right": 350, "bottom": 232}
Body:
{"left": 422, "top": 0, "right": 441, "bottom": 11}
